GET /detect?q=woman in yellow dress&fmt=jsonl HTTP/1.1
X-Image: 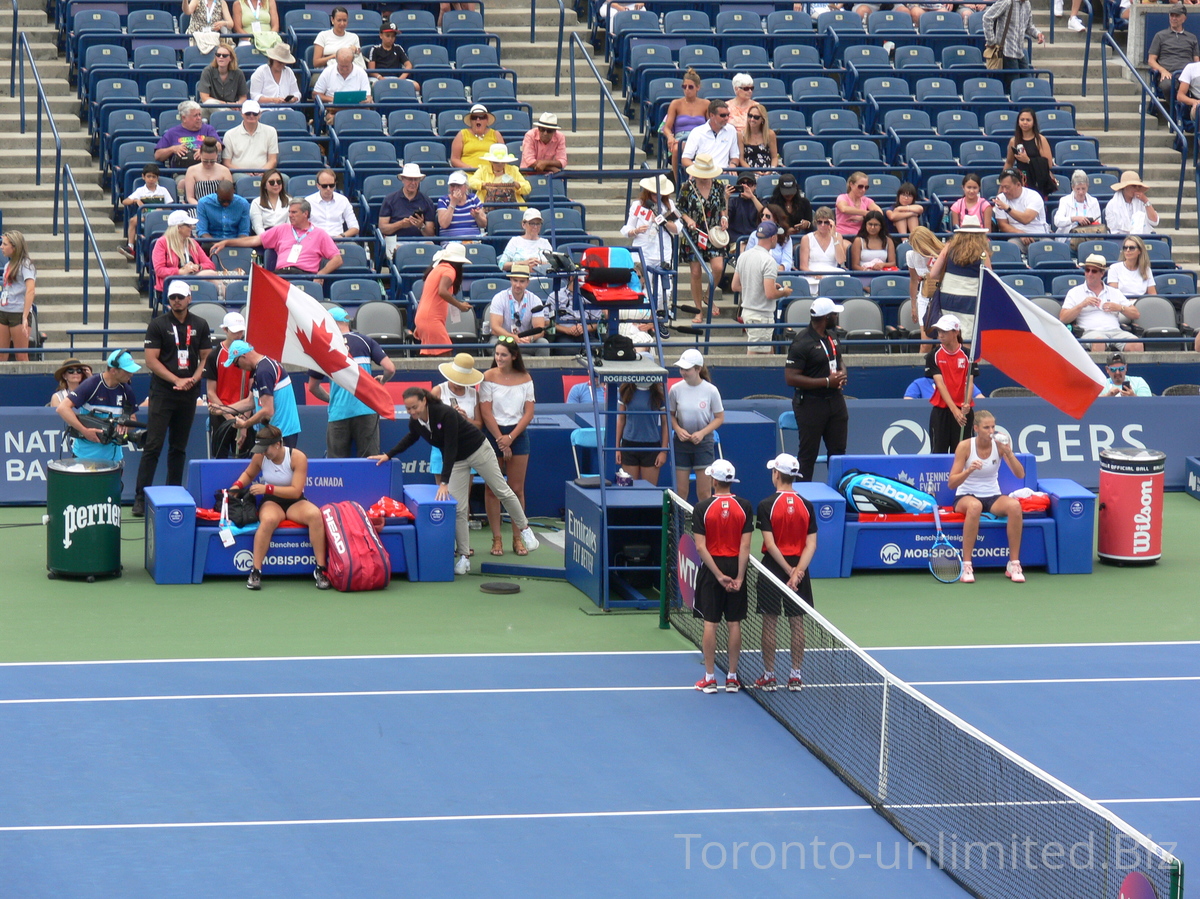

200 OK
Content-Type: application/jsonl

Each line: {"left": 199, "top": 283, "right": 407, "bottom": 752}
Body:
{"left": 450, "top": 104, "right": 504, "bottom": 170}
{"left": 468, "top": 143, "right": 530, "bottom": 206}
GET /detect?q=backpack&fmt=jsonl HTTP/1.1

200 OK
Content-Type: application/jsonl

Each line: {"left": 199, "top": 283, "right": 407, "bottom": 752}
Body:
{"left": 320, "top": 501, "right": 391, "bottom": 591}
{"left": 838, "top": 470, "right": 937, "bottom": 515}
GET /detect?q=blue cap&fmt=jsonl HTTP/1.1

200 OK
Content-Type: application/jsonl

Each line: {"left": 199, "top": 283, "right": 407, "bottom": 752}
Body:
{"left": 223, "top": 339, "right": 254, "bottom": 367}
{"left": 756, "top": 221, "right": 779, "bottom": 240}
{"left": 107, "top": 349, "right": 141, "bottom": 373}
{"left": 328, "top": 307, "right": 350, "bottom": 323}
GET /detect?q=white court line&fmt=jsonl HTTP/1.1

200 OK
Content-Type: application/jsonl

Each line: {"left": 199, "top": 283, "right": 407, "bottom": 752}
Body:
{"left": 910, "top": 676, "right": 1200, "bottom": 687}
{"left": 868, "top": 640, "right": 1200, "bottom": 652}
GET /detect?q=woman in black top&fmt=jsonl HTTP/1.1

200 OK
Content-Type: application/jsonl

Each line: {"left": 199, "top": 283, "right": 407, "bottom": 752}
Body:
{"left": 1004, "top": 108, "right": 1057, "bottom": 199}
{"left": 769, "top": 173, "right": 814, "bottom": 240}
{"left": 371, "top": 386, "right": 539, "bottom": 576}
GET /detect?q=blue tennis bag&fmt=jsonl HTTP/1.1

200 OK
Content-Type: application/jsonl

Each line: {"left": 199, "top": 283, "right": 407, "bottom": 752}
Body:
{"left": 838, "top": 470, "right": 937, "bottom": 514}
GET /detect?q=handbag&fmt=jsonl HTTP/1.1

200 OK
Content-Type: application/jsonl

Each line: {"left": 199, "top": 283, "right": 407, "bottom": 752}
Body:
{"left": 601, "top": 333, "right": 637, "bottom": 361}
{"left": 921, "top": 288, "right": 944, "bottom": 334}
{"left": 215, "top": 488, "right": 258, "bottom": 527}
{"left": 984, "top": 0, "right": 1017, "bottom": 69}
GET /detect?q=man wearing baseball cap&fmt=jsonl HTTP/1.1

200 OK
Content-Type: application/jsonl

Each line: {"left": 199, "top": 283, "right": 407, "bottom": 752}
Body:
{"left": 202, "top": 311, "right": 252, "bottom": 458}
{"left": 365, "top": 20, "right": 414, "bottom": 82}
{"left": 1099, "top": 352, "right": 1151, "bottom": 397}
{"left": 691, "top": 458, "right": 754, "bottom": 694}
{"left": 55, "top": 349, "right": 141, "bottom": 466}
{"left": 221, "top": 100, "right": 278, "bottom": 172}
{"left": 754, "top": 453, "right": 819, "bottom": 692}
{"left": 221, "top": 340, "right": 302, "bottom": 447}
{"left": 732, "top": 220, "right": 792, "bottom": 355}
{"left": 925, "top": 313, "right": 980, "bottom": 454}
{"left": 784, "top": 296, "right": 848, "bottom": 482}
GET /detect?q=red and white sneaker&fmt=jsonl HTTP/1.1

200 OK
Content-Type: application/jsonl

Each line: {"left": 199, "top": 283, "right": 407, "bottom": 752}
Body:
{"left": 695, "top": 676, "right": 719, "bottom": 694}
{"left": 961, "top": 562, "right": 975, "bottom": 584}
{"left": 754, "top": 674, "right": 778, "bottom": 692}
{"left": 725, "top": 675, "right": 741, "bottom": 694}
{"left": 1006, "top": 560, "right": 1025, "bottom": 583}
{"left": 787, "top": 676, "right": 804, "bottom": 691}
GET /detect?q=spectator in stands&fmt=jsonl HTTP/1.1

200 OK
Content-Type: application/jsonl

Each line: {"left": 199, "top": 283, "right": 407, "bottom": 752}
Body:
{"left": 120, "top": 163, "right": 173, "bottom": 260}
{"left": 151, "top": 210, "right": 217, "bottom": 294}
{"left": 798, "top": 206, "right": 847, "bottom": 295}
{"left": 378, "top": 163, "right": 437, "bottom": 256}
{"left": 616, "top": 381, "right": 668, "bottom": 486}
{"left": 0, "top": 230, "right": 35, "bottom": 362}
{"left": 733, "top": 221, "right": 793, "bottom": 355}
{"left": 307, "top": 307, "right": 395, "bottom": 457}
{"left": 180, "top": 137, "right": 233, "bottom": 203}
{"left": 365, "top": 20, "right": 414, "bottom": 84}
{"left": 414, "top": 241, "right": 471, "bottom": 357}
{"left": 485, "top": 264, "right": 550, "bottom": 355}
{"left": 214, "top": 199, "right": 343, "bottom": 278}
{"left": 306, "top": 169, "right": 359, "bottom": 238}
{"left": 1148, "top": 6, "right": 1199, "bottom": 99}
{"left": 681, "top": 100, "right": 742, "bottom": 172}
{"left": 906, "top": 225, "right": 944, "bottom": 342}
{"left": 726, "top": 175, "right": 762, "bottom": 248}
{"left": 849, "top": 210, "right": 896, "bottom": 272}
{"left": 660, "top": 68, "right": 709, "bottom": 178}
{"left": 197, "top": 46, "right": 248, "bottom": 106}
{"left": 249, "top": 43, "right": 300, "bottom": 105}
{"left": 671, "top": 348, "right": 724, "bottom": 501}
{"left": 622, "top": 174, "right": 679, "bottom": 319}
{"left": 451, "top": 104, "right": 504, "bottom": 170}
{"left": 1106, "top": 171, "right": 1160, "bottom": 235}
{"left": 55, "top": 350, "right": 140, "bottom": 465}
{"left": 437, "top": 170, "right": 487, "bottom": 239}
{"left": 1108, "top": 235, "right": 1157, "bottom": 297}
{"left": 470, "top": 144, "right": 531, "bottom": 206}
{"left": 520, "top": 112, "right": 568, "bottom": 174}
{"left": 314, "top": 48, "right": 371, "bottom": 125}
{"left": 479, "top": 337, "right": 538, "bottom": 556}
{"left": 197, "top": 180, "right": 251, "bottom": 245}
{"left": 982, "top": 0, "right": 1044, "bottom": 71}
{"left": 677, "top": 155, "right": 729, "bottom": 324}
{"left": 1004, "top": 108, "right": 1058, "bottom": 199}
{"left": 439, "top": 0, "right": 478, "bottom": 27}
{"left": 249, "top": 167, "right": 288, "bottom": 233}
{"left": 50, "top": 359, "right": 92, "bottom": 409}
{"left": 202, "top": 310, "right": 251, "bottom": 458}
{"left": 1177, "top": 54, "right": 1200, "bottom": 119}
{"left": 549, "top": 275, "right": 603, "bottom": 355}
{"left": 726, "top": 74, "right": 757, "bottom": 133}
{"left": 835, "top": 171, "right": 882, "bottom": 240}
{"left": 855, "top": 0, "right": 909, "bottom": 22}
{"left": 154, "top": 100, "right": 222, "bottom": 167}
{"left": 313, "top": 6, "right": 363, "bottom": 69}
{"left": 886, "top": 182, "right": 923, "bottom": 237}
{"left": 221, "top": 100, "right": 278, "bottom": 172}
{"left": 1054, "top": 170, "right": 1104, "bottom": 248}
{"left": 925, "top": 313, "right": 980, "bottom": 454}
{"left": 950, "top": 172, "right": 993, "bottom": 232}
{"left": 770, "top": 173, "right": 813, "bottom": 239}
{"left": 1059, "top": 253, "right": 1143, "bottom": 351}
{"left": 231, "top": 0, "right": 279, "bottom": 52}
{"left": 994, "top": 168, "right": 1048, "bottom": 247}
{"left": 184, "top": 0, "right": 232, "bottom": 38}
{"left": 738, "top": 102, "right": 779, "bottom": 174}
{"left": 1057, "top": 0, "right": 1089, "bottom": 33}
{"left": 950, "top": 411, "right": 1026, "bottom": 585}
{"left": 746, "top": 204, "right": 794, "bottom": 268}
{"left": 566, "top": 373, "right": 606, "bottom": 404}
{"left": 1099, "top": 351, "right": 1152, "bottom": 396}
{"left": 927, "top": 215, "right": 991, "bottom": 339}
{"left": 499, "top": 208, "right": 554, "bottom": 273}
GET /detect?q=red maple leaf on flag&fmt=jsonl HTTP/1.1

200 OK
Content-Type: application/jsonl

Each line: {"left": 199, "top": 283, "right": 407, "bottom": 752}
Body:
{"left": 295, "top": 318, "right": 352, "bottom": 374}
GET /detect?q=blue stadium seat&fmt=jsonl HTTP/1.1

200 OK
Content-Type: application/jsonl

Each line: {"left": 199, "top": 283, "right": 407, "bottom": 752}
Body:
{"left": 727, "top": 44, "right": 770, "bottom": 68}
{"left": 403, "top": 141, "right": 450, "bottom": 167}
{"left": 895, "top": 45, "right": 936, "bottom": 67}
{"left": 792, "top": 75, "right": 840, "bottom": 99}
{"left": 782, "top": 139, "right": 826, "bottom": 166}
{"left": 937, "top": 110, "right": 981, "bottom": 135}
{"left": 664, "top": 10, "right": 710, "bottom": 32}
{"left": 832, "top": 139, "right": 882, "bottom": 167}
{"left": 959, "top": 140, "right": 1004, "bottom": 167}
{"left": 442, "top": 10, "right": 486, "bottom": 32}
{"left": 1028, "top": 240, "right": 1074, "bottom": 269}
{"left": 1051, "top": 273, "right": 1083, "bottom": 296}
{"left": 716, "top": 10, "right": 762, "bottom": 33}
{"left": 942, "top": 44, "right": 984, "bottom": 67}
{"left": 766, "top": 10, "right": 813, "bottom": 32}
{"left": 373, "top": 78, "right": 420, "bottom": 106}
{"left": 963, "top": 77, "right": 1006, "bottom": 103}
{"left": 984, "top": 110, "right": 1019, "bottom": 136}
{"left": 456, "top": 44, "right": 502, "bottom": 69}
{"left": 1055, "top": 139, "right": 1100, "bottom": 167}
{"left": 1001, "top": 273, "right": 1046, "bottom": 295}
{"left": 773, "top": 44, "right": 821, "bottom": 73}
{"left": 388, "top": 109, "right": 435, "bottom": 137}
{"left": 407, "top": 44, "right": 453, "bottom": 69}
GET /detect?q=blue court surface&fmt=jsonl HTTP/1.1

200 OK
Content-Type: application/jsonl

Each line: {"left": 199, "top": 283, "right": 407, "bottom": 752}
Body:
{"left": 0, "top": 644, "right": 1194, "bottom": 898}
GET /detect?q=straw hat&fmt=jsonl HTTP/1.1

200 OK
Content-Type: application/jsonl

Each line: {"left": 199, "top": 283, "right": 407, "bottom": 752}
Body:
{"left": 535, "top": 111, "right": 561, "bottom": 131}
{"left": 1111, "top": 171, "right": 1147, "bottom": 191}
{"left": 481, "top": 143, "right": 518, "bottom": 165}
{"left": 53, "top": 358, "right": 92, "bottom": 384}
{"left": 462, "top": 103, "right": 495, "bottom": 126}
{"left": 438, "top": 352, "right": 484, "bottom": 386}
{"left": 266, "top": 43, "right": 295, "bottom": 64}
{"left": 685, "top": 154, "right": 722, "bottom": 179}
{"left": 433, "top": 242, "right": 468, "bottom": 265}
{"left": 1081, "top": 253, "right": 1109, "bottom": 270}
{"left": 955, "top": 214, "right": 988, "bottom": 234}
{"left": 638, "top": 174, "right": 675, "bottom": 196}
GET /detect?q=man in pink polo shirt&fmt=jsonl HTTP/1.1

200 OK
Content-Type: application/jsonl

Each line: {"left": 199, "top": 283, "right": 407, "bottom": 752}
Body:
{"left": 214, "top": 198, "right": 343, "bottom": 279}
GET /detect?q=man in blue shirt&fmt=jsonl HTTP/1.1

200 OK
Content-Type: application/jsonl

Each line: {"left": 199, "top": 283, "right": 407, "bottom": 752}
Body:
{"left": 196, "top": 181, "right": 251, "bottom": 247}
{"left": 55, "top": 349, "right": 141, "bottom": 464}
{"left": 307, "top": 307, "right": 396, "bottom": 456}
{"left": 222, "top": 340, "right": 302, "bottom": 447}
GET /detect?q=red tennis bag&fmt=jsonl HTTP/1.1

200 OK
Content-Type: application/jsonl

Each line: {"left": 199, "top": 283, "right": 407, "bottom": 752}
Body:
{"left": 320, "top": 501, "right": 391, "bottom": 592}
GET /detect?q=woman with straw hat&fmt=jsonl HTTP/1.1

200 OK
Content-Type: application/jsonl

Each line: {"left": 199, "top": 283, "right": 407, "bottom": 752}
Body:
{"left": 249, "top": 43, "right": 300, "bottom": 105}
{"left": 925, "top": 215, "right": 992, "bottom": 340}
{"left": 677, "top": 155, "right": 729, "bottom": 324}
{"left": 451, "top": 104, "right": 504, "bottom": 170}
{"left": 49, "top": 358, "right": 92, "bottom": 409}
{"left": 433, "top": 351, "right": 484, "bottom": 429}
{"left": 469, "top": 143, "right": 531, "bottom": 206}
{"left": 414, "top": 242, "right": 472, "bottom": 357}
{"left": 622, "top": 174, "right": 680, "bottom": 318}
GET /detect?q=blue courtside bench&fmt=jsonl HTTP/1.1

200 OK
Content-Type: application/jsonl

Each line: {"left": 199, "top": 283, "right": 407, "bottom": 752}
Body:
{"left": 795, "top": 453, "right": 1095, "bottom": 578}
{"left": 143, "top": 458, "right": 455, "bottom": 584}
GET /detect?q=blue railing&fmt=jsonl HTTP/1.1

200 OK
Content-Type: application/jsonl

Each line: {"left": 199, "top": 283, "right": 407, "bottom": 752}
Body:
{"left": 61, "top": 164, "right": 113, "bottom": 330}
{"left": 11, "top": 32, "right": 63, "bottom": 219}
{"left": 566, "top": 32, "right": 637, "bottom": 188}
{"left": 532, "top": 0, "right": 566, "bottom": 91}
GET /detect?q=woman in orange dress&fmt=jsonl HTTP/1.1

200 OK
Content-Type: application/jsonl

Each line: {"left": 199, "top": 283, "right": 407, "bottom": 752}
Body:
{"left": 414, "top": 241, "right": 472, "bottom": 356}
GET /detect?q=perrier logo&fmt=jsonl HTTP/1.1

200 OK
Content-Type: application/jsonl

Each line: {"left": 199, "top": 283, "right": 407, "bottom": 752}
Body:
{"left": 62, "top": 502, "right": 122, "bottom": 549}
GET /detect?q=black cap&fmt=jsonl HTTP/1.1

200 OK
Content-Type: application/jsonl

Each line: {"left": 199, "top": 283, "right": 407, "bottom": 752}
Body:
{"left": 1107, "top": 352, "right": 1126, "bottom": 366}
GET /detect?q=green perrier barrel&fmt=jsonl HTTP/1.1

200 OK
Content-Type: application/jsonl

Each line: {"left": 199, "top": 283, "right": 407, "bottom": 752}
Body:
{"left": 46, "top": 459, "right": 124, "bottom": 580}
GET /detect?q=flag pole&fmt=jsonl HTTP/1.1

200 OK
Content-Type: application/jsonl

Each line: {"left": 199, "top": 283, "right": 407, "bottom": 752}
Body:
{"left": 959, "top": 259, "right": 987, "bottom": 445}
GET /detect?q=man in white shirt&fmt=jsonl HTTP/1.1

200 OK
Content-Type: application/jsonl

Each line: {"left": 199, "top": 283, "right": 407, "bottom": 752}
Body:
{"left": 1105, "top": 171, "right": 1160, "bottom": 235}
{"left": 993, "top": 168, "right": 1047, "bottom": 247}
{"left": 681, "top": 100, "right": 742, "bottom": 172}
{"left": 314, "top": 48, "right": 371, "bottom": 125}
{"left": 221, "top": 100, "right": 279, "bottom": 173}
{"left": 1176, "top": 58, "right": 1200, "bottom": 119}
{"left": 485, "top": 264, "right": 550, "bottom": 355}
{"left": 731, "top": 221, "right": 792, "bottom": 355}
{"left": 1059, "top": 254, "right": 1143, "bottom": 351}
{"left": 249, "top": 44, "right": 300, "bottom": 105}
{"left": 306, "top": 168, "right": 360, "bottom": 238}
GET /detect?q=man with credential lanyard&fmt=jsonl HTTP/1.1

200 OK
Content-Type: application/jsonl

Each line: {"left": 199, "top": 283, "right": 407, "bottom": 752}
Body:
{"left": 56, "top": 349, "right": 142, "bottom": 465}
{"left": 784, "top": 296, "right": 848, "bottom": 483}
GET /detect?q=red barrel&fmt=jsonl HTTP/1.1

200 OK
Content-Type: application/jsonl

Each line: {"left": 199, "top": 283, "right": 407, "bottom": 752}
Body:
{"left": 1097, "top": 448, "right": 1166, "bottom": 564}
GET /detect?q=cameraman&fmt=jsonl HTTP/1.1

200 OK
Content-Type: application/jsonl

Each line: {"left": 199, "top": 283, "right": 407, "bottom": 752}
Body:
{"left": 56, "top": 349, "right": 142, "bottom": 464}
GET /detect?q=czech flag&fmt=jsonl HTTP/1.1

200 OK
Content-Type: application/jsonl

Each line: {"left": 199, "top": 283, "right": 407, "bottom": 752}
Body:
{"left": 974, "top": 269, "right": 1104, "bottom": 420}
{"left": 245, "top": 265, "right": 395, "bottom": 419}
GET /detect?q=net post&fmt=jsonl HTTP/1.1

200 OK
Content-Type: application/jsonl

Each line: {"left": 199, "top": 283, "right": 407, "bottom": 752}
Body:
{"left": 658, "top": 490, "right": 671, "bottom": 629}
{"left": 877, "top": 680, "right": 890, "bottom": 802}
{"left": 1170, "top": 859, "right": 1185, "bottom": 899}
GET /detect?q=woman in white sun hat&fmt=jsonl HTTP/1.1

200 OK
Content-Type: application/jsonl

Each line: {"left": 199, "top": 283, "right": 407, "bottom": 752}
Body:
{"left": 925, "top": 214, "right": 991, "bottom": 340}
{"left": 622, "top": 174, "right": 680, "bottom": 318}
{"left": 469, "top": 143, "right": 531, "bottom": 206}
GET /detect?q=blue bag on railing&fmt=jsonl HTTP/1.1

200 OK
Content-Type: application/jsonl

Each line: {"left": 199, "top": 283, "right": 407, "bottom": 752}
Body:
{"left": 838, "top": 470, "right": 938, "bottom": 515}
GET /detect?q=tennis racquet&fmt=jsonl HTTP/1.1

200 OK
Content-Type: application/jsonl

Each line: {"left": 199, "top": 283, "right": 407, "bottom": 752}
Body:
{"left": 929, "top": 505, "right": 963, "bottom": 583}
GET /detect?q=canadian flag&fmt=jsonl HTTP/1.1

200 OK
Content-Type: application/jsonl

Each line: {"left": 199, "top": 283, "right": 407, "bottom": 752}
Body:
{"left": 245, "top": 265, "right": 395, "bottom": 419}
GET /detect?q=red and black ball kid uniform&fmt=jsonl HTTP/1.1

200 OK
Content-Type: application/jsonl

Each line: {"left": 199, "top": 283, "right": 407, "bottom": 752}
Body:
{"left": 925, "top": 343, "right": 979, "bottom": 455}
{"left": 691, "top": 493, "right": 754, "bottom": 623}
{"left": 756, "top": 491, "right": 817, "bottom": 615}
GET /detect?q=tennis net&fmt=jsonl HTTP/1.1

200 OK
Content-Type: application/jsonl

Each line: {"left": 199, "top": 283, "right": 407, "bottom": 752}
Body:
{"left": 659, "top": 489, "right": 1183, "bottom": 899}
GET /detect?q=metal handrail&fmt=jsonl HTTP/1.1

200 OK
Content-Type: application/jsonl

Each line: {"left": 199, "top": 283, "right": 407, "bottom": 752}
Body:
{"left": 7, "top": 0, "right": 15, "bottom": 95}
{"left": 61, "top": 164, "right": 113, "bottom": 330}
{"left": 1099, "top": 31, "right": 1188, "bottom": 229}
{"left": 532, "top": 0, "right": 566, "bottom": 93}
{"left": 11, "top": 33, "right": 63, "bottom": 219}
{"left": 566, "top": 32, "right": 637, "bottom": 186}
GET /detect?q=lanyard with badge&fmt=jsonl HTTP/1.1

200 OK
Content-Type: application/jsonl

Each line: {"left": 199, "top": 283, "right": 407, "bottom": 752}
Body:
{"left": 247, "top": 0, "right": 263, "bottom": 31}
{"left": 173, "top": 322, "right": 193, "bottom": 371}
{"left": 817, "top": 333, "right": 838, "bottom": 377}
{"left": 286, "top": 226, "right": 308, "bottom": 265}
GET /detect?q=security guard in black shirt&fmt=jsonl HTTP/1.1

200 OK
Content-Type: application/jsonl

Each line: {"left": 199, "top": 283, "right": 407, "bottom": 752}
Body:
{"left": 133, "top": 280, "right": 212, "bottom": 516}
{"left": 784, "top": 296, "right": 848, "bottom": 482}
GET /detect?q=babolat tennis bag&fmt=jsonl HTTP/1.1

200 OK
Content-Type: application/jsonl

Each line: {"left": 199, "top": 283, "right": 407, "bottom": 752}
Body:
{"left": 320, "top": 501, "right": 391, "bottom": 591}
{"left": 838, "top": 470, "right": 937, "bottom": 515}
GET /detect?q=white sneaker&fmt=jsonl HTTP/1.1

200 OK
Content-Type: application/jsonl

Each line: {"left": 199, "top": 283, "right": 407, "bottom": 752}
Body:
{"left": 454, "top": 555, "right": 471, "bottom": 575}
{"left": 519, "top": 527, "right": 540, "bottom": 552}
{"left": 1067, "top": 15, "right": 1084, "bottom": 31}
{"left": 1006, "top": 560, "right": 1026, "bottom": 583}
{"left": 1053, "top": 0, "right": 1063, "bottom": 15}
{"left": 961, "top": 562, "right": 975, "bottom": 584}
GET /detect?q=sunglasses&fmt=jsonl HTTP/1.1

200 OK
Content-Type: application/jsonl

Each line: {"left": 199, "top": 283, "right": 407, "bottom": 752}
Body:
{"left": 746, "top": 113, "right": 763, "bottom": 120}
{"left": 168, "top": 294, "right": 189, "bottom": 301}
{"left": 266, "top": 178, "right": 283, "bottom": 185}
{"left": 683, "top": 83, "right": 697, "bottom": 89}
{"left": 496, "top": 335, "right": 517, "bottom": 345}
{"left": 470, "top": 114, "right": 488, "bottom": 120}
{"left": 1084, "top": 267, "right": 1104, "bottom": 274}
{"left": 714, "top": 112, "right": 729, "bottom": 118}
{"left": 1108, "top": 366, "right": 1127, "bottom": 372}
{"left": 244, "top": 111, "right": 260, "bottom": 116}
{"left": 318, "top": 183, "right": 336, "bottom": 188}
{"left": 1123, "top": 245, "right": 1139, "bottom": 251}
{"left": 64, "top": 367, "right": 88, "bottom": 375}
{"left": 817, "top": 219, "right": 833, "bottom": 225}
{"left": 738, "top": 85, "right": 754, "bottom": 91}
{"left": 215, "top": 53, "right": 231, "bottom": 58}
